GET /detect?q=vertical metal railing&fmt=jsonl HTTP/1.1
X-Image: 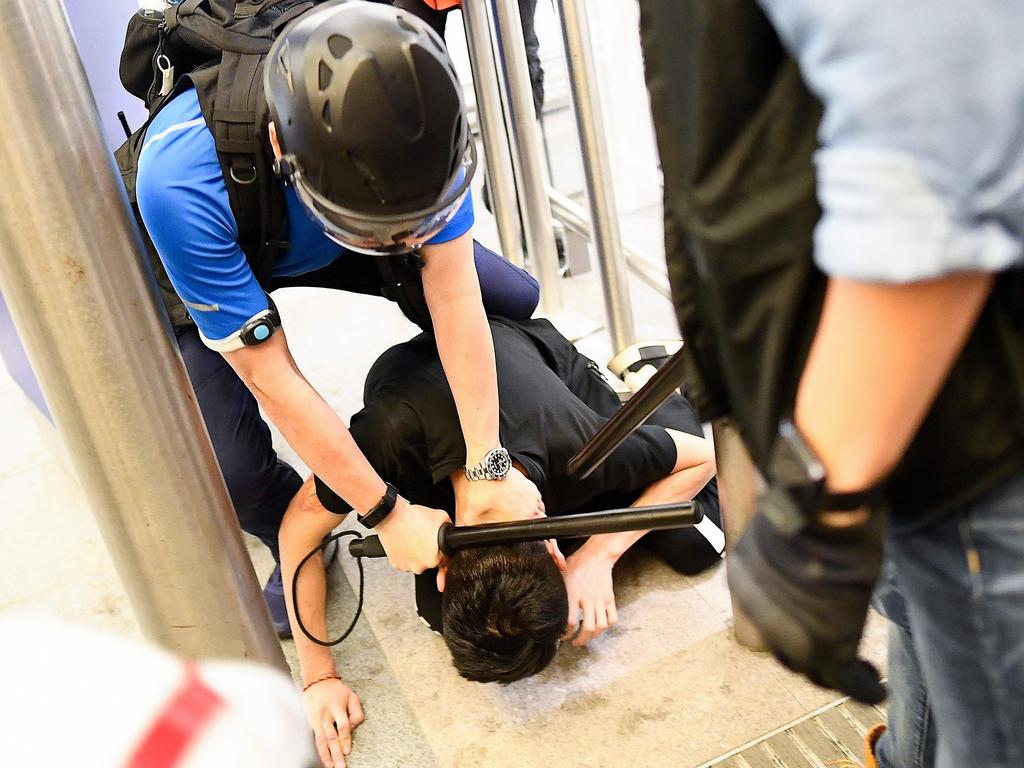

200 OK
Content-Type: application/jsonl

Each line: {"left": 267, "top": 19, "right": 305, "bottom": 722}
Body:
{"left": 711, "top": 421, "right": 766, "bottom": 650}
{"left": 483, "top": 0, "right": 565, "bottom": 315}
{"left": 0, "top": 0, "right": 286, "bottom": 668}
{"left": 554, "top": 0, "right": 636, "bottom": 351}
{"left": 548, "top": 188, "right": 671, "bottom": 299}
{"left": 461, "top": 1, "right": 525, "bottom": 267}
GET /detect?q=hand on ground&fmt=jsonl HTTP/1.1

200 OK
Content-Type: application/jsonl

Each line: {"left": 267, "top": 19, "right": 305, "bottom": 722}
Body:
{"left": 303, "top": 678, "right": 365, "bottom": 768}
{"left": 562, "top": 545, "right": 618, "bottom": 646}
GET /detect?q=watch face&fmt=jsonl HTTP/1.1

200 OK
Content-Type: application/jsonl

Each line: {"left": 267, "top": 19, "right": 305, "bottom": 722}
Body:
{"left": 486, "top": 449, "right": 512, "bottom": 478}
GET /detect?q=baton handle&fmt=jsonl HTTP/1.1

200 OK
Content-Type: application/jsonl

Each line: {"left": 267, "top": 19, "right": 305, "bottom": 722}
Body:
{"left": 440, "top": 501, "right": 701, "bottom": 556}
{"left": 348, "top": 535, "right": 387, "bottom": 558}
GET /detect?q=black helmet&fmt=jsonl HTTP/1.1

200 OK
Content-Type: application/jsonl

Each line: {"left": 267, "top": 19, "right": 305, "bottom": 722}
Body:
{"left": 265, "top": 0, "right": 476, "bottom": 254}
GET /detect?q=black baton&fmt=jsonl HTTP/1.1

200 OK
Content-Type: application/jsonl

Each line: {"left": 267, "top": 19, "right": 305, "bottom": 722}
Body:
{"left": 567, "top": 348, "right": 688, "bottom": 479}
{"left": 348, "top": 501, "right": 702, "bottom": 558}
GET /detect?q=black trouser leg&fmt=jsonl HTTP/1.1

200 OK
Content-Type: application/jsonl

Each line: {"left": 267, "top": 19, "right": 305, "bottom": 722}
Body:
{"left": 176, "top": 326, "right": 302, "bottom": 563}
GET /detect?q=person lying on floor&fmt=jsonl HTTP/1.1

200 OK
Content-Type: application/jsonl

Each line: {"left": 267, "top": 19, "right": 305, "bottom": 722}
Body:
{"left": 279, "top": 317, "right": 722, "bottom": 763}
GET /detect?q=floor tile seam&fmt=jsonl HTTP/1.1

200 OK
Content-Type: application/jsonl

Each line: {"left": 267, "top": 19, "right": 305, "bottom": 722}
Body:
{"left": 329, "top": 563, "right": 422, "bottom": 645}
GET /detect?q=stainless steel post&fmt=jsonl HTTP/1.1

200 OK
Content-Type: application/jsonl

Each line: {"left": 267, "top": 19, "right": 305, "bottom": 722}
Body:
{"left": 711, "top": 421, "right": 767, "bottom": 651}
{"left": 487, "top": 0, "right": 564, "bottom": 314}
{"left": 555, "top": 0, "right": 636, "bottom": 350}
{"left": 548, "top": 188, "right": 672, "bottom": 300}
{"left": 0, "top": 0, "right": 286, "bottom": 668}
{"left": 462, "top": 1, "right": 525, "bottom": 267}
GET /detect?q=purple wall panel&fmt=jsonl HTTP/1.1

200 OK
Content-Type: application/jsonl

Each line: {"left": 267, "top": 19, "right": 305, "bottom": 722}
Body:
{"left": 1, "top": 0, "right": 145, "bottom": 416}
{"left": 0, "top": 290, "right": 51, "bottom": 419}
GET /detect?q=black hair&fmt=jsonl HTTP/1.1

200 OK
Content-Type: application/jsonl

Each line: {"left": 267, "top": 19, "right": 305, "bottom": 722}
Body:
{"left": 441, "top": 541, "right": 568, "bottom": 684}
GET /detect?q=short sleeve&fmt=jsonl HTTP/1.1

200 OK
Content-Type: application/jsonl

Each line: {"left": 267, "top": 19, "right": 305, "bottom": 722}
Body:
{"left": 425, "top": 189, "right": 474, "bottom": 245}
{"left": 314, "top": 396, "right": 433, "bottom": 515}
{"left": 136, "top": 89, "right": 269, "bottom": 345}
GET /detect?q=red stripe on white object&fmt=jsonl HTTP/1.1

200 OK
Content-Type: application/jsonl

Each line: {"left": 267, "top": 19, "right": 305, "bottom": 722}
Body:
{"left": 125, "top": 665, "right": 225, "bottom": 768}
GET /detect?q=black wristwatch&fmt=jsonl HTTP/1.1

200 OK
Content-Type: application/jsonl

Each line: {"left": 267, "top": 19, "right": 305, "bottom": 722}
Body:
{"left": 239, "top": 294, "right": 281, "bottom": 346}
{"left": 357, "top": 482, "right": 398, "bottom": 529}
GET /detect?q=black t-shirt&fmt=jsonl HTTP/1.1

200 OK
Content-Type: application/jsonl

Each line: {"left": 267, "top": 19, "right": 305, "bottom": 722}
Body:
{"left": 315, "top": 318, "right": 709, "bottom": 519}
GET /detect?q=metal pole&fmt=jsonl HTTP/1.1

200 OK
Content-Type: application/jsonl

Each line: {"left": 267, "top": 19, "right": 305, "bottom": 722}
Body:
{"left": 554, "top": 0, "right": 636, "bottom": 351}
{"left": 461, "top": 1, "right": 525, "bottom": 268}
{"left": 711, "top": 421, "right": 766, "bottom": 651}
{"left": 0, "top": 0, "right": 286, "bottom": 668}
{"left": 487, "top": 0, "right": 564, "bottom": 315}
{"left": 548, "top": 188, "right": 672, "bottom": 299}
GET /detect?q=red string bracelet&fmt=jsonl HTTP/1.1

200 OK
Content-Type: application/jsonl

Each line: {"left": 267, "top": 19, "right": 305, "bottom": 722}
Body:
{"left": 302, "top": 672, "right": 342, "bottom": 692}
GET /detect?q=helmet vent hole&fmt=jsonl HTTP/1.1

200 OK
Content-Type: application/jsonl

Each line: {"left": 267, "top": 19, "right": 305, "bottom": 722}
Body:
{"left": 450, "top": 121, "right": 464, "bottom": 176}
{"left": 427, "top": 31, "right": 447, "bottom": 58}
{"left": 396, "top": 14, "right": 417, "bottom": 34}
{"left": 276, "top": 43, "right": 294, "bottom": 95}
{"left": 318, "top": 60, "right": 333, "bottom": 92}
{"left": 321, "top": 100, "right": 332, "bottom": 130}
{"left": 328, "top": 34, "right": 353, "bottom": 60}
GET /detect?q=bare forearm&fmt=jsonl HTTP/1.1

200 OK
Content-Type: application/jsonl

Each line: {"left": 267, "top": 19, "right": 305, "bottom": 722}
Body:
{"left": 584, "top": 428, "right": 717, "bottom": 562}
{"left": 227, "top": 335, "right": 386, "bottom": 514}
{"left": 279, "top": 483, "right": 343, "bottom": 683}
{"left": 795, "top": 273, "right": 993, "bottom": 493}
{"left": 422, "top": 234, "right": 500, "bottom": 464}
{"left": 282, "top": 545, "right": 335, "bottom": 682}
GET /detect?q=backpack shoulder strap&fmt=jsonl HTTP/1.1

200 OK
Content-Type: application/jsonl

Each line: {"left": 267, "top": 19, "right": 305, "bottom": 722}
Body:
{"left": 190, "top": 56, "right": 286, "bottom": 291}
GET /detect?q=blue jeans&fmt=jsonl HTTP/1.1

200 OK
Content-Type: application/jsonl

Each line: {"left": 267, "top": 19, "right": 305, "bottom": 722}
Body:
{"left": 177, "top": 242, "right": 540, "bottom": 563}
{"left": 873, "top": 471, "right": 1024, "bottom": 768}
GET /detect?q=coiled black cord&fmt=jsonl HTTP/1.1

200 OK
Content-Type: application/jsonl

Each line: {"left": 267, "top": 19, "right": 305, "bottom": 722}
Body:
{"left": 291, "top": 530, "right": 366, "bottom": 647}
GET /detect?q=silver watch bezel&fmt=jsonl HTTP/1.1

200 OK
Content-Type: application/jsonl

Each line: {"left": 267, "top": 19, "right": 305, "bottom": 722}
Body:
{"left": 465, "top": 447, "right": 512, "bottom": 481}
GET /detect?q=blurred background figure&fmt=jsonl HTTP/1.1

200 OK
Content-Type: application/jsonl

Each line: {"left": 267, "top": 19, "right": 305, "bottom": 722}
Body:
{"left": 0, "top": 615, "right": 316, "bottom": 767}
{"left": 639, "top": 1, "right": 1024, "bottom": 766}
{"left": 396, "top": 0, "right": 545, "bottom": 116}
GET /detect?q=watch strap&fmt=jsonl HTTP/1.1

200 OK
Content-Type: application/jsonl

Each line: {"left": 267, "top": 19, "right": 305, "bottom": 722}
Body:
{"left": 357, "top": 482, "right": 398, "bottom": 529}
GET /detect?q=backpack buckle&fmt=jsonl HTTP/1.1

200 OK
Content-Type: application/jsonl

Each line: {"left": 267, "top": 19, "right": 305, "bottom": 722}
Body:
{"left": 229, "top": 164, "right": 258, "bottom": 185}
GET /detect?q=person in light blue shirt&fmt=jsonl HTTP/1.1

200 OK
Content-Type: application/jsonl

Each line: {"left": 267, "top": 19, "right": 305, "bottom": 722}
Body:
{"left": 746, "top": 4, "right": 1024, "bottom": 768}
{"left": 134, "top": 4, "right": 544, "bottom": 710}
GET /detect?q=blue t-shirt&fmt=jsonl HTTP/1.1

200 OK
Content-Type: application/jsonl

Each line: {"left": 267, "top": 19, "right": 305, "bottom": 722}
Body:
{"left": 136, "top": 88, "right": 474, "bottom": 345}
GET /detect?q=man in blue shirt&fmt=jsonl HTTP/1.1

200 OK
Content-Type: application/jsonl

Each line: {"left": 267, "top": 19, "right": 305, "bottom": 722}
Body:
{"left": 135, "top": 1, "right": 544, "bottom": 662}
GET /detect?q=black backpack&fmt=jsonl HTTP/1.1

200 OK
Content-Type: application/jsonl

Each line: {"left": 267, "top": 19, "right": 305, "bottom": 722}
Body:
{"left": 114, "top": 0, "right": 325, "bottom": 327}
